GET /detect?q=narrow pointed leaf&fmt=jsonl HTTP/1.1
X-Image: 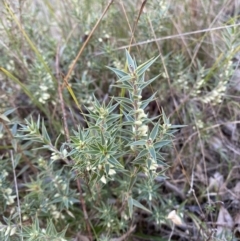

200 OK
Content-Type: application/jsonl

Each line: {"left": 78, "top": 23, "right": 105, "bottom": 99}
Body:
{"left": 149, "top": 121, "right": 159, "bottom": 141}
{"left": 162, "top": 109, "right": 168, "bottom": 124}
{"left": 134, "top": 149, "right": 148, "bottom": 161}
{"left": 132, "top": 199, "right": 152, "bottom": 213}
{"left": 154, "top": 140, "right": 171, "bottom": 149}
{"left": 108, "top": 156, "right": 123, "bottom": 168}
{"left": 148, "top": 146, "right": 156, "bottom": 161}
{"left": 170, "top": 124, "right": 187, "bottom": 129}
{"left": 116, "top": 74, "right": 134, "bottom": 83}
{"left": 114, "top": 97, "right": 133, "bottom": 105}
{"left": 136, "top": 56, "right": 159, "bottom": 76}
{"left": 140, "top": 93, "right": 157, "bottom": 109}
{"left": 37, "top": 115, "right": 41, "bottom": 129}
{"left": 127, "top": 140, "right": 146, "bottom": 146}
{"left": 128, "top": 196, "right": 133, "bottom": 218}
{"left": 101, "top": 132, "right": 105, "bottom": 145}
{"left": 105, "top": 163, "right": 110, "bottom": 174}
{"left": 125, "top": 49, "right": 136, "bottom": 71}
{"left": 42, "top": 120, "right": 51, "bottom": 143}
{"left": 111, "top": 84, "right": 133, "bottom": 90}
{"left": 107, "top": 66, "right": 128, "bottom": 78}
{"left": 140, "top": 74, "right": 161, "bottom": 89}
{"left": 0, "top": 114, "right": 10, "bottom": 122}
{"left": 4, "top": 108, "right": 16, "bottom": 117}
{"left": 108, "top": 102, "right": 119, "bottom": 113}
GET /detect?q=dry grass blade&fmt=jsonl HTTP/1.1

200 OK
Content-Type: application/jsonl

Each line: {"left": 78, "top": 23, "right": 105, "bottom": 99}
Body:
{"left": 94, "top": 22, "right": 240, "bottom": 55}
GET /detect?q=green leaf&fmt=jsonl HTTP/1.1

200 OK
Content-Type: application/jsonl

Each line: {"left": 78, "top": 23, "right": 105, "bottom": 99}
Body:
{"left": 138, "top": 72, "right": 145, "bottom": 83}
{"left": 125, "top": 49, "right": 136, "bottom": 72}
{"left": 114, "top": 97, "right": 133, "bottom": 105}
{"left": 11, "top": 122, "right": 18, "bottom": 136}
{"left": 132, "top": 199, "right": 152, "bottom": 213}
{"left": 128, "top": 196, "right": 133, "bottom": 218}
{"left": 154, "top": 140, "right": 171, "bottom": 149}
{"left": 37, "top": 115, "right": 40, "bottom": 129}
{"left": 140, "top": 74, "right": 161, "bottom": 89}
{"left": 127, "top": 140, "right": 146, "bottom": 146}
{"left": 92, "top": 94, "right": 102, "bottom": 108}
{"left": 149, "top": 121, "right": 159, "bottom": 141}
{"left": 136, "top": 55, "right": 159, "bottom": 76}
{"left": 107, "top": 66, "right": 128, "bottom": 78}
{"left": 108, "top": 156, "right": 123, "bottom": 168}
{"left": 108, "top": 102, "right": 119, "bottom": 113}
{"left": 116, "top": 74, "right": 134, "bottom": 82}
{"left": 85, "top": 149, "right": 100, "bottom": 155}
{"left": 4, "top": 108, "right": 16, "bottom": 117}
{"left": 111, "top": 84, "right": 133, "bottom": 91}
{"left": 148, "top": 146, "right": 156, "bottom": 161}
{"left": 169, "top": 124, "right": 187, "bottom": 129}
{"left": 106, "top": 114, "right": 122, "bottom": 125}
{"left": 0, "top": 114, "right": 10, "bottom": 122}
{"left": 100, "top": 132, "right": 105, "bottom": 145}
{"left": 134, "top": 149, "right": 149, "bottom": 161}
{"left": 54, "top": 133, "right": 62, "bottom": 148}
{"left": 128, "top": 175, "right": 138, "bottom": 192}
{"left": 140, "top": 93, "right": 157, "bottom": 109}
{"left": 162, "top": 109, "right": 169, "bottom": 124}
{"left": 105, "top": 163, "right": 110, "bottom": 174}
{"left": 118, "top": 102, "right": 132, "bottom": 112}
{"left": 41, "top": 119, "right": 51, "bottom": 144}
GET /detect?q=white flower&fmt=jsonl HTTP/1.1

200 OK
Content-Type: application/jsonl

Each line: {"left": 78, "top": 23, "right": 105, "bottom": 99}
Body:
{"left": 109, "top": 169, "right": 116, "bottom": 175}
{"left": 134, "top": 120, "right": 142, "bottom": 126}
{"left": 10, "top": 226, "right": 16, "bottom": 236}
{"left": 5, "top": 188, "right": 12, "bottom": 195}
{"left": 149, "top": 193, "right": 152, "bottom": 201}
{"left": 52, "top": 211, "right": 61, "bottom": 219}
{"left": 167, "top": 210, "right": 182, "bottom": 225}
{"left": 62, "top": 149, "right": 68, "bottom": 158}
{"left": 39, "top": 84, "right": 48, "bottom": 91}
{"left": 2, "top": 170, "right": 8, "bottom": 178}
{"left": 42, "top": 93, "right": 50, "bottom": 100}
{"left": 6, "top": 195, "right": 16, "bottom": 205}
{"left": 100, "top": 176, "right": 107, "bottom": 184}
{"left": 138, "top": 125, "right": 148, "bottom": 136}
{"left": 51, "top": 152, "right": 60, "bottom": 161}
{"left": 5, "top": 226, "right": 11, "bottom": 236}
{"left": 138, "top": 112, "right": 147, "bottom": 120}
{"left": 149, "top": 161, "right": 158, "bottom": 171}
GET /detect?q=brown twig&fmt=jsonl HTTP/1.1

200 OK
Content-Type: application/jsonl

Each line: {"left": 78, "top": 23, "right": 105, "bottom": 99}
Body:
{"left": 128, "top": 0, "right": 147, "bottom": 53}
{"left": 77, "top": 178, "right": 93, "bottom": 241}
{"left": 55, "top": 44, "right": 70, "bottom": 143}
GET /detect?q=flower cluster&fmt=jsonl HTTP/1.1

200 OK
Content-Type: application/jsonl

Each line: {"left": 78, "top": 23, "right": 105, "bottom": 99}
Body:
{"left": 30, "top": 55, "right": 54, "bottom": 104}
{"left": 202, "top": 60, "right": 233, "bottom": 105}
{"left": 0, "top": 170, "right": 16, "bottom": 206}
{"left": 193, "top": 119, "right": 204, "bottom": 130}
{"left": 133, "top": 108, "right": 148, "bottom": 137}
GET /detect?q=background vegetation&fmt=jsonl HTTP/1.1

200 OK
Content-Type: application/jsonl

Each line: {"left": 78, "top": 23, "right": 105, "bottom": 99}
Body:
{"left": 0, "top": 0, "right": 240, "bottom": 240}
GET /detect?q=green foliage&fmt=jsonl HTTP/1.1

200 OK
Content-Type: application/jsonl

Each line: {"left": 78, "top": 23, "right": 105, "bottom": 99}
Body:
{"left": 0, "top": 50, "right": 178, "bottom": 240}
